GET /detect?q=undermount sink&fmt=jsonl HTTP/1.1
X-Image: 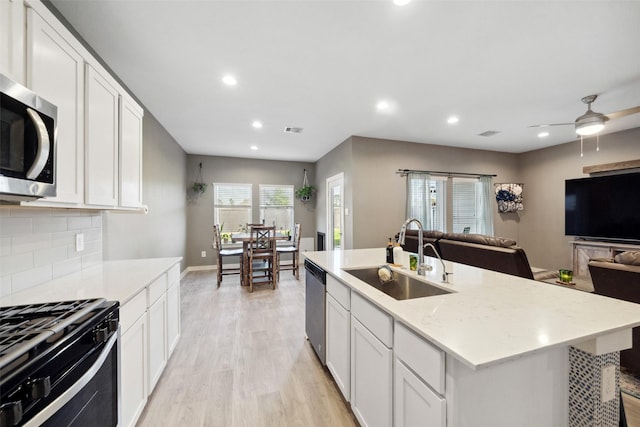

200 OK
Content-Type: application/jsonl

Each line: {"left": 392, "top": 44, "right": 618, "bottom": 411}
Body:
{"left": 343, "top": 267, "right": 452, "bottom": 300}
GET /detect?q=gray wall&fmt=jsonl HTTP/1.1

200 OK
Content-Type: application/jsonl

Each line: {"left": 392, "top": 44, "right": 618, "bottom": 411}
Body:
{"left": 185, "top": 155, "right": 315, "bottom": 267}
{"left": 103, "top": 111, "right": 188, "bottom": 271}
{"left": 314, "top": 136, "right": 520, "bottom": 251}
{"left": 315, "top": 138, "right": 354, "bottom": 249}
{"left": 518, "top": 127, "right": 640, "bottom": 271}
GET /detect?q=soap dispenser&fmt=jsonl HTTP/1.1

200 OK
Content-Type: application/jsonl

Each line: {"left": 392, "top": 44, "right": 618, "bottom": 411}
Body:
{"left": 393, "top": 239, "right": 403, "bottom": 267}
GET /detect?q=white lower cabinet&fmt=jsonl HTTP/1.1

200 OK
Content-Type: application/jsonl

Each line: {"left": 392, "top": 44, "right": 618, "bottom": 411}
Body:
{"left": 121, "top": 312, "right": 148, "bottom": 427}
{"left": 167, "top": 279, "right": 180, "bottom": 355}
{"left": 326, "top": 293, "right": 350, "bottom": 401}
{"left": 394, "top": 358, "right": 446, "bottom": 427}
{"left": 350, "top": 316, "right": 393, "bottom": 427}
{"left": 148, "top": 291, "right": 168, "bottom": 393}
{"left": 119, "top": 262, "right": 181, "bottom": 427}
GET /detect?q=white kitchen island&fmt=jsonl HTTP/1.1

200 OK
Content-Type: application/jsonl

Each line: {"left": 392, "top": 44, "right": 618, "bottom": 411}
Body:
{"left": 305, "top": 248, "right": 640, "bottom": 427}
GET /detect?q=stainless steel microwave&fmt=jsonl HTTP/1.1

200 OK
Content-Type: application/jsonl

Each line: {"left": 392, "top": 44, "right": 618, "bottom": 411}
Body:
{"left": 1, "top": 73, "right": 57, "bottom": 201}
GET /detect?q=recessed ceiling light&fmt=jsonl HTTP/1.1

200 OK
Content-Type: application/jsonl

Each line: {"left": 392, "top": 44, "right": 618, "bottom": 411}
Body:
{"left": 393, "top": 0, "right": 411, "bottom": 5}
{"left": 376, "top": 100, "right": 390, "bottom": 111}
{"left": 447, "top": 116, "right": 459, "bottom": 124}
{"left": 538, "top": 132, "right": 549, "bottom": 138}
{"left": 222, "top": 75, "right": 237, "bottom": 86}
{"left": 252, "top": 121, "right": 263, "bottom": 129}
{"left": 250, "top": 145, "right": 258, "bottom": 151}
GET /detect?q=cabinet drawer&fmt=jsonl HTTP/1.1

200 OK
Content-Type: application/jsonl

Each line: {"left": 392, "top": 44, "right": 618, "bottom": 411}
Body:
{"left": 395, "top": 322, "right": 445, "bottom": 394}
{"left": 327, "top": 274, "right": 350, "bottom": 309}
{"left": 120, "top": 289, "right": 146, "bottom": 334}
{"left": 351, "top": 292, "right": 393, "bottom": 347}
{"left": 167, "top": 263, "right": 180, "bottom": 287}
{"left": 148, "top": 274, "right": 167, "bottom": 305}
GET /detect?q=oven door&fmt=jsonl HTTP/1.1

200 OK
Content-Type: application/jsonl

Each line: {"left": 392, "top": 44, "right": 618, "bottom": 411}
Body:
{"left": 0, "top": 73, "right": 56, "bottom": 201}
{"left": 23, "top": 331, "right": 119, "bottom": 427}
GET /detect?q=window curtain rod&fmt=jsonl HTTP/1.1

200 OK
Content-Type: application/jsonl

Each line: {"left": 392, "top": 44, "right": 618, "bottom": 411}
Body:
{"left": 396, "top": 169, "right": 496, "bottom": 178}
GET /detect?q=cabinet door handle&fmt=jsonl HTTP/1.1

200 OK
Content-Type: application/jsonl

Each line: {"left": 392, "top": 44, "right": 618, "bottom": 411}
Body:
{"left": 25, "top": 108, "right": 50, "bottom": 180}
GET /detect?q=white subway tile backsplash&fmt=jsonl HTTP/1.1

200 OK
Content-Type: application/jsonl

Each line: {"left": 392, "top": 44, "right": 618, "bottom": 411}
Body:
{"left": 1, "top": 252, "right": 33, "bottom": 276}
{"left": 0, "top": 275, "right": 12, "bottom": 298}
{"left": 12, "top": 265, "right": 52, "bottom": 293}
{"left": 0, "top": 217, "right": 32, "bottom": 237}
{"left": 68, "top": 216, "right": 92, "bottom": 230}
{"left": 12, "top": 233, "right": 52, "bottom": 255}
{"left": 0, "top": 208, "right": 103, "bottom": 295}
{"left": 1, "top": 237, "right": 9, "bottom": 256}
{"left": 34, "top": 246, "right": 69, "bottom": 267}
{"left": 33, "top": 216, "right": 68, "bottom": 233}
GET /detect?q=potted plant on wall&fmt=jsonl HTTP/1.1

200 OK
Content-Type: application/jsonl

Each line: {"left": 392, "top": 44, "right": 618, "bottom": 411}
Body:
{"left": 190, "top": 162, "right": 207, "bottom": 197}
{"left": 295, "top": 169, "right": 314, "bottom": 203}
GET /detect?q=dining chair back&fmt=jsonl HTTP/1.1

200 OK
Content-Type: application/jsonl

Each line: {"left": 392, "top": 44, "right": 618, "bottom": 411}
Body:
{"left": 277, "top": 223, "right": 302, "bottom": 280}
{"left": 213, "top": 224, "right": 244, "bottom": 287}
{"left": 246, "top": 225, "right": 277, "bottom": 292}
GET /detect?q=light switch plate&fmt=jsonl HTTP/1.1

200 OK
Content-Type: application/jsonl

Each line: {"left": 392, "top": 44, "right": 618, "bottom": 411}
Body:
{"left": 75, "top": 233, "right": 85, "bottom": 252}
{"left": 201, "top": 251, "right": 206, "bottom": 258}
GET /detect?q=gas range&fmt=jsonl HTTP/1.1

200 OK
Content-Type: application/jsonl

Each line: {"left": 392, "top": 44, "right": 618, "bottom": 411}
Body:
{"left": 0, "top": 298, "right": 119, "bottom": 427}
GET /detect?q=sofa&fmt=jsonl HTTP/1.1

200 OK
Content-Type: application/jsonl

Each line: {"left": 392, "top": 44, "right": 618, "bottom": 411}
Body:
{"left": 589, "top": 252, "right": 640, "bottom": 376}
{"left": 397, "top": 230, "right": 557, "bottom": 281}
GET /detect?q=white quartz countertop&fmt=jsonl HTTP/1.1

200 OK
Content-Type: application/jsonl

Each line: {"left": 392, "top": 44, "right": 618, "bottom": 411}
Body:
{"left": 0, "top": 257, "right": 182, "bottom": 307}
{"left": 304, "top": 249, "right": 640, "bottom": 369}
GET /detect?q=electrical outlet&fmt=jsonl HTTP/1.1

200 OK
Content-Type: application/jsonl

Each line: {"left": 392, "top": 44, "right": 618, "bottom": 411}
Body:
{"left": 601, "top": 364, "right": 616, "bottom": 402}
{"left": 201, "top": 251, "right": 206, "bottom": 258}
{"left": 75, "top": 233, "right": 84, "bottom": 252}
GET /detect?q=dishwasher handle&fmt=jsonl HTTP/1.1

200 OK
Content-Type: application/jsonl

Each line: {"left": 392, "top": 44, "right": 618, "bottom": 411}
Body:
{"left": 304, "top": 259, "right": 326, "bottom": 284}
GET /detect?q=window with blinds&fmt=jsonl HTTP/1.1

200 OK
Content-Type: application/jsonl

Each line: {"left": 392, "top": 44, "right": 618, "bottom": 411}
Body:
{"left": 259, "top": 184, "right": 294, "bottom": 232}
{"left": 407, "top": 176, "right": 492, "bottom": 234}
{"left": 214, "top": 183, "right": 252, "bottom": 232}
{"left": 452, "top": 178, "right": 483, "bottom": 234}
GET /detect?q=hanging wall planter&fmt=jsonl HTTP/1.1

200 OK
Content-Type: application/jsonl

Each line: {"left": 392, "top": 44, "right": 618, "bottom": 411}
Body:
{"left": 190, "top": 162, "right": 208, "bottom": 197}
{"left": 295, "top": 169, "right": 314, "bottom": 203}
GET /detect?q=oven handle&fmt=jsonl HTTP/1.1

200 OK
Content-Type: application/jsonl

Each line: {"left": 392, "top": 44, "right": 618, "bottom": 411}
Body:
{"left": 25, "top": 108, "right": 51, "bottom": 180}
{"left": 22, "top": 332, "right": 117, "bottom": 427}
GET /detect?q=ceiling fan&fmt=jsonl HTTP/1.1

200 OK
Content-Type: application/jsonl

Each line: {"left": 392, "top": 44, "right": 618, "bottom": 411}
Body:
{"left": 530, "top": 95, "right": 640, "bottom": 136}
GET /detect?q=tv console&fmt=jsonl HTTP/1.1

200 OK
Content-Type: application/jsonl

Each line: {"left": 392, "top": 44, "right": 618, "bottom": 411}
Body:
{"left": 572, "top": 239, "right": 640, "bottom": 281}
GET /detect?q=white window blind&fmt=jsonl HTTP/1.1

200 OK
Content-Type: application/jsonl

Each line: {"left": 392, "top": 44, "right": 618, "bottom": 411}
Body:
{"left": 214, "top": 183, "right": 252, "bottom": 232}
{"left": 406, "top": 174, "right": 493, "bottom": 235}
{"left": 259, "top": 185, "right": 294, "bottom": 232}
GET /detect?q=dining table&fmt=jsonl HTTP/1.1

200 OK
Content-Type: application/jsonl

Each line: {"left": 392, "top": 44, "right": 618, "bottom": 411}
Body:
{"left": 227, "top": 232, "right": 290, "bottom": 285}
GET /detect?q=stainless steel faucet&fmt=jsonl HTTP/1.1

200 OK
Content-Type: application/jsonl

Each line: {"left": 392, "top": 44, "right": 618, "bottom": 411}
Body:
{"left": 398, "top": 217, "right": 428, "bottom": 276}
{"left": 424, "top": 243, "right": 451, "bottom": 283}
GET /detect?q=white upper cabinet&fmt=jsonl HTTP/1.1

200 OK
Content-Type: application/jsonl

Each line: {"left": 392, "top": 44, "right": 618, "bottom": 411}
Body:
{"left": 26, "top": 7, "right": 85, "bottom": 205}
{"left": 0, "top": 0, "right": 26, "bottom": 84}
{"left": 85, "top": 64, "right": 119, "bottom": 207}
{"left": 119, "top": 94, "right": 144, "bottom": 208}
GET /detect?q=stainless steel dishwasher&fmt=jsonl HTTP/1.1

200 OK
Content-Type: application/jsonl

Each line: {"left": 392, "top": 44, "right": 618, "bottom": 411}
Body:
{"left": 305, "top": 259, "right": 327, "bottom": 365}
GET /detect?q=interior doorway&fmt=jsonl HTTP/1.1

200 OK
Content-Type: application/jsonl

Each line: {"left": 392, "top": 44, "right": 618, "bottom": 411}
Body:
{"left": 326, "top": 173, "right": 344, "bottom": 250}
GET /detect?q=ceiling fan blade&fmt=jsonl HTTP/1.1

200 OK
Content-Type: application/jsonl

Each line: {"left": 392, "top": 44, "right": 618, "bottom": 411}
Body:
{"left": 528, "top": 123, "right": 573, "bottom": 128}
{"left": 605, "top": 106, "right": 640, "bottom": 120}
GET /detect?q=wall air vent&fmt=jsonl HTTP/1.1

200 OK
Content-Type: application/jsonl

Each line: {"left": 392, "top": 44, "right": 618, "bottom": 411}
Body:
{"left": 284, "top": 126, "right": 304, "bottom": 134}
{"left": 478, "top": 130, "right": 500, "bottom": 137}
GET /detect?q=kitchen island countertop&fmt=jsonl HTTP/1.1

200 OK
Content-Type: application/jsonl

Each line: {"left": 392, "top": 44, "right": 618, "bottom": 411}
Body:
{"left": 304, "top": 248, "right": 640, "bottom": 369}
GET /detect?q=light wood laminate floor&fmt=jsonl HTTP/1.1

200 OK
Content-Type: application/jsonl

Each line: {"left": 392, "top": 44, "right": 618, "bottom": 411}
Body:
{"left": 137, "top": 270, "right": 357, "bottom": 427}
{"left": 138, "top": 270, "right": 640, "bottom": 427}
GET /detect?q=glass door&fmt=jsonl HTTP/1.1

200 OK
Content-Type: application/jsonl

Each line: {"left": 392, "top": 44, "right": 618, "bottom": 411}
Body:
{"left": 327, "top": 173, "right": 344, "bottom": 250}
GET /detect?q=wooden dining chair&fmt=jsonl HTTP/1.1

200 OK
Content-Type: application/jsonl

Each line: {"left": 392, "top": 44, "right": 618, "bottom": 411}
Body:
{"left": 245, "top": 225, "right": 277, "bottom": 292}
{"left": 277, "top": 223, "right": 301, "bottom": 281}
{"left": 213, "top": 224, "right": 244, "bottom": 287}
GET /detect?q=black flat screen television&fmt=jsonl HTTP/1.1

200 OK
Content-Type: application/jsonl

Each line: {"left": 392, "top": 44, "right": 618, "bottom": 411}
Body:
{"left": 565, "top": 172, "right": 640, "bottom": 242}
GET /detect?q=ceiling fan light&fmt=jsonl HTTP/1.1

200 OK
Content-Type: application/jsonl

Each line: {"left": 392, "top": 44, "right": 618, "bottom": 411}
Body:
{"left": 575, "top": 121, "right": 605, "bottom": 136}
